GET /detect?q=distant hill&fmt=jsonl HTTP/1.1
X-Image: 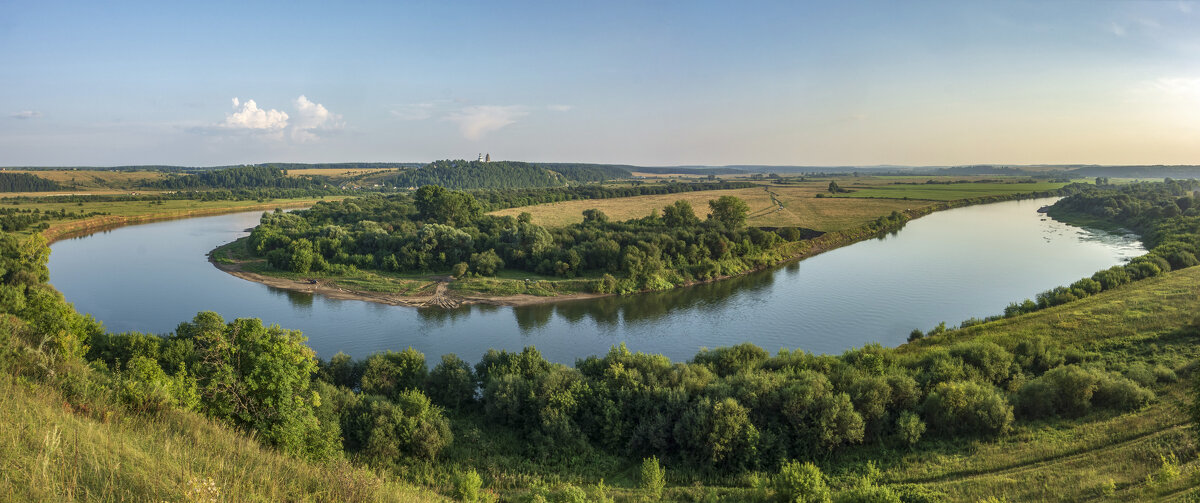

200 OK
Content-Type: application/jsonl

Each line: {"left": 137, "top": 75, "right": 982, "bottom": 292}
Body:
{"left": 634, "top": 166, "right": 746, "bottom": 175}
{"left": 1067, "top": 165, "right": 1200, "bottom": 179}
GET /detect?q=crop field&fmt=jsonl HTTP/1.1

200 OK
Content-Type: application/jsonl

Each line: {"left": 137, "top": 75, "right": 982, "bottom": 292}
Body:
{"left": 490, "top": 177, "right": 1073, "bottom": 230}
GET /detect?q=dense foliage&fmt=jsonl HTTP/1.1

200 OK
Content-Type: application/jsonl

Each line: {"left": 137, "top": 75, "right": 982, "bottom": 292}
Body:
{"left": 382, "top": 160, "right": 589, "bottom": 190}
{"left": 246, "top": 187, "right": 829, "bottom": 292}
{"left": 0, "top": 172, "right": 65, "bottom": 192}
{"left": 148, "top": 166, "right": 327, "bottom": 190}
{"left": 534, "top": 163, "right": 633, "bottom": 182}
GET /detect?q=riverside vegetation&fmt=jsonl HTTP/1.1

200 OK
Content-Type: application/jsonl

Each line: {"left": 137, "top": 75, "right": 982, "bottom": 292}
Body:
{"left": 2, "top": 176, "right": 1200, "bottom": 500}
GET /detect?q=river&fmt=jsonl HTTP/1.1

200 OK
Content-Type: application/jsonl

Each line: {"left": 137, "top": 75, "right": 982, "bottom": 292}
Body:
{"left": 48, "top": 197, "right": 1145, "bottom": 364}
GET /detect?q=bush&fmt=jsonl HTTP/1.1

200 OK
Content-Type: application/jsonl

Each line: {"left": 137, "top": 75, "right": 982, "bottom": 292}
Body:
{"left": 896, "top": 411, "right": 925, "bottom": 447}
{"left": 344, "top": 390, "right": 453, "bottom": 463}
{"left": 426, "top": 353, "right": 476, "bottom": 409}
{"left": 1014, "top": 365, "right": 1153, "bottom": 419}
{"left": 774, "top": 461, "right": 830, "bottom": 503}
{"left": 921, "top": 381, "right": 1013, "bottom": 436}
{"left": 361, "top": 348, "right": 427, "bottom": 399}
{"left": 640, "top": 456, "right": 665, "bottom": 501}
{"left": 453, "top": 468, "right": 483, "bottom": 502}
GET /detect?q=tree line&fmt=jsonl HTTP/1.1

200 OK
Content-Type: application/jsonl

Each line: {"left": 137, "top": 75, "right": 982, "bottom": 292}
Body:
{"left": 147, "top": 166, "right": 328, "bottom": 190}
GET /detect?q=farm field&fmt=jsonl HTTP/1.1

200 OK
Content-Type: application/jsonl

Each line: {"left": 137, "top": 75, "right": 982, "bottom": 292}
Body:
{"left": 491, "top": 177, "right": 1066, "bottom": 230}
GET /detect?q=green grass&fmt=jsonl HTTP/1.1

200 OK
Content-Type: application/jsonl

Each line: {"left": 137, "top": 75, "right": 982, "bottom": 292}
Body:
{"left": 832, "top": 181, "right": 1070, "bottom": 201}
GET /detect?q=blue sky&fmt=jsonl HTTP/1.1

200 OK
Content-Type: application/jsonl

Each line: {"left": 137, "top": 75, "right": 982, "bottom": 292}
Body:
{"left": 1, "top": 1, "right": 1198, "bottom": 166}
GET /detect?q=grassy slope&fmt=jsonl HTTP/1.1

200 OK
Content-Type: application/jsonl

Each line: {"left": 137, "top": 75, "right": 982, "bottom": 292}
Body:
{"left": 0, "top": 376, "right": 443, "bottom": 502}
{"left": 877, "top": 266, "right": 1200, "bottom": 501}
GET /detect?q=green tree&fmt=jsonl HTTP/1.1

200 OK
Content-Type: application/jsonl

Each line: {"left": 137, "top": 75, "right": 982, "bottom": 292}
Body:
{"left": 174, "top": 312, "right": 338, "bottom": 461}
{"left": 663, "top": 200, "right": 700, "bottom": 227}
{"left": 708, "top": 196, "right": 750, "bottom": 228}
{"left": 828, "top": 181, "right": 842, "bottom": 194}
{"left": 361, "top": 348, "right": 428, "bottom": 399}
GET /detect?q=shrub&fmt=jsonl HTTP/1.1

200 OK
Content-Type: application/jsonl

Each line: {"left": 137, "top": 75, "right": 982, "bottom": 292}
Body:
{"left": 344, "top": 390, "right": 453, "bottom": 463}
{"left": 774, "top": 461, "right": 830, "bottom": 503}
{"left": 640, "top": 456, "right": 665, "bottom": 501}
{"left": 453, "top": 468, "right": 483, "bottom": 502}
{"left": 360, "top": 347, "right": 427, "bottom": 399}
{"left": 1014, "top": 365, "right": 1153, "bottom": 419}
{"left": 896, "top": 411, "right": 925, "bottom": 447}
{"left": 922, "top": 381, "right": 1013, "bottom": 436}
{"left": 425, "top": 353, "right": 476, "bottom": 409}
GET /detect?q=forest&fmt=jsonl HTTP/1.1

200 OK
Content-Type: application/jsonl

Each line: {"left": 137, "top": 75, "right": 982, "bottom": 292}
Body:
{"left": 0, "top": 172, "right": 66, "bottom": 192}
{"left": 381, "top": 160, "right": 631, "bottom": 190}
{"left": 244, "top": 186, "right": 853, "bottom": 293}
{"left": 147, "top": 165, "right": 328, "bottom": 190}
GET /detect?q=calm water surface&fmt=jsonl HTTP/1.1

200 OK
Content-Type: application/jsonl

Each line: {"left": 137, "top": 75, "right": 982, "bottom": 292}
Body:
{"left": 49, "top": 197, "right": 1144, "bottom": 364}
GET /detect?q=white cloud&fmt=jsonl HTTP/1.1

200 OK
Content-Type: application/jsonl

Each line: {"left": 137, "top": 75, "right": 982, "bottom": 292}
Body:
{"left": 209, "top": 96, "right": 340, "bottom": 141}
{"left": 547, "top": 104, "right": 574, "bottom": 112}
{"left": 1109, "top": 21, "right": 1126, "bottom": 37}
{"left": 291, "top": 95, "right": 343, "bottom": 141}
{"left": 222, "top": 98, "right": 288, "bottom": 130}
{"left": 11, "top": 110, "right": 41, "bottom": 119}
{"left": 1180, "top": 1, "right": 1194, "bottom": 14}
{"left": 391, "top": 103, "right": 435, "bottom": 120}
{"left": 444, "top": 105, "right": 527, "bottom": 140}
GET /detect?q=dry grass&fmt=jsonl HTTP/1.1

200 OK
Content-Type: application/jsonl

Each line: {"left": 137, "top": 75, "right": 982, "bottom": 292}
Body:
{"left": 0, "top": 376, "right": 444, "bottom": 502}
{"left": 491, "top": 183, "right": 931, "bottom": 231}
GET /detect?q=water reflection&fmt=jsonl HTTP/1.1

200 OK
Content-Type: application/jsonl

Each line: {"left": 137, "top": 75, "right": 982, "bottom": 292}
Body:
{"left": 508, "top": 267, "right": 778, "bottom": 332}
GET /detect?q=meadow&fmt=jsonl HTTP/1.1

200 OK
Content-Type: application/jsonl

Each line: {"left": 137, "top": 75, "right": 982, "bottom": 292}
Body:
{"left": 490, "top": 177, "right": 1068, "bottom": 230}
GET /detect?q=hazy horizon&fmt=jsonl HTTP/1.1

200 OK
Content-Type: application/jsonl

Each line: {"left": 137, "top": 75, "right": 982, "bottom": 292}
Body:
{"left": 2, "top": 1, "right": 1198, "bottom": 167}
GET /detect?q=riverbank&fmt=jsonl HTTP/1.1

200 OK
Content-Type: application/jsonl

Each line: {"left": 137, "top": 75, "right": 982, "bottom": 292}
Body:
{"left": 209, "top": 189, "right": 1071, "bottom": 309}
{"left": 40, "top": 198, "right": 339, "bottom": 244}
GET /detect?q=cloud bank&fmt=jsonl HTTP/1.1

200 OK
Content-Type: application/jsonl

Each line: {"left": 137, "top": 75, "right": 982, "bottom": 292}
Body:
{"left": 215, "top": 96, "right": 341, "bottom": 140}
{"left": 11, "top": 110, "right": 42, "bottom": 119}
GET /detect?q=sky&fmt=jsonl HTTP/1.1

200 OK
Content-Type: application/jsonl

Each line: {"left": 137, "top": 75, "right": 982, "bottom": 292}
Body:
{"left": 1, "top": 0, "right": 1198, "bottom": 167}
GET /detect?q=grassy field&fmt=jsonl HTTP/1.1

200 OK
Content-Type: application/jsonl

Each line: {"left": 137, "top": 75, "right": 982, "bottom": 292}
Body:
{"left": 490, "top": 177, "right": 1067, "bottom": 230}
